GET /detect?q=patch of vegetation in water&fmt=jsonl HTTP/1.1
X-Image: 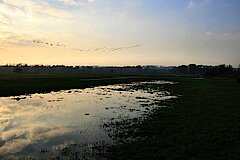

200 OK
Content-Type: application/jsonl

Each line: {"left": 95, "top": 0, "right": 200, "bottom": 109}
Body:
{"left": 106, "top": 77, "right": 240, "bottom": 160}
{"left": 96, "top": 82, "right": 176, "bottom": 159}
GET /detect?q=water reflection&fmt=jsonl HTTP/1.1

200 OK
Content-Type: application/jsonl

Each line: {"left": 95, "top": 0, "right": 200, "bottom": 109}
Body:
{"left": 0, "top": 80, "right": 176, "bottom": 159}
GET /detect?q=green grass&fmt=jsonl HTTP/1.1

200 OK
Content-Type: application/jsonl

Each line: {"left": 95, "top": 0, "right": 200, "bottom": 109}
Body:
{"left": 0, "top": 74, "right": 167, "bottom": 97}
{"left": 109, "top": 77, "right": 240, "bottom": 160}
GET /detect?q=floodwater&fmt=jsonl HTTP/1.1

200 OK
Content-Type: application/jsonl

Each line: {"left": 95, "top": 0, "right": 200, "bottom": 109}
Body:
{"left": 0, "top": 80, "right": 176, "bottom": 159}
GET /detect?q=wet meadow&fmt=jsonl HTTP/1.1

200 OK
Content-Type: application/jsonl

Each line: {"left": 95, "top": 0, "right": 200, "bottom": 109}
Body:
{"left": 0, "top": 74, "right": 239, "bottom": 159}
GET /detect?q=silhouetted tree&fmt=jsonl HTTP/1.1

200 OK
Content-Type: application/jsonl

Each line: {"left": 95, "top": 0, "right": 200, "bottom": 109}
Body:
{"left": 188, "top": 64, "right": 198, "bottom": 74}
{"left": 13, "top": 67, "right": 23, "bottom": 74}
{"left": 204, "top": 64, "right": 234, "bottom": 77}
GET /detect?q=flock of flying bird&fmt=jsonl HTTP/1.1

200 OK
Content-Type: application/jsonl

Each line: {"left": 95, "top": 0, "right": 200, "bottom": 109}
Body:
{"left": 33, "top": 40, "right": 141, "bottom": 53}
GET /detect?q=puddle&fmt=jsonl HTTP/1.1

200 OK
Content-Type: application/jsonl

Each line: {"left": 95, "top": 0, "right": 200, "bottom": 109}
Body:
{"left": 193, "top": 78, "right": 205, "bottom": 80}
{"left": 140, "top": 80, "right": 177, "bottom": 85}
{"left": 0, "top": 80, "right": 176, "bottom": 159}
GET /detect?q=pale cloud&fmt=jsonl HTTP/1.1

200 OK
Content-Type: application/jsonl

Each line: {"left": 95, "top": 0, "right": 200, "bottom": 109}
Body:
{"left": 0, "top": 0, "right": 71, "bottom": 18}
{"left": 0, "top": 14, "right": 8, "bottom": 25}
{"left": 0, "top": 32, "right": 33, "bottom": 49}
{"left": 205, "top": 31, "right": 240, "bottom": 40}
{"left": 60, "top": 0, "right": 78, "bottom": 5}
{"left": 188, "top": 0, "right": 195, "bottom": 8}
{"left": 59, "top": 0, "right": 95, "bottom": 5}
{"left": 0, "top": 0, "right": 74, "bottom": 48}
{"left": 188, "top": 0, "right": 210, "bottom": 9}
{"left": 0, "top": 0, "right": 72, "bottom": 34}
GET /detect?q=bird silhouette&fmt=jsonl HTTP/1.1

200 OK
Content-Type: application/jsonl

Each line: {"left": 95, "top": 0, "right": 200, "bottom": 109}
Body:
{"left": 32, "top": 39, "right": 141, "bottom": 53}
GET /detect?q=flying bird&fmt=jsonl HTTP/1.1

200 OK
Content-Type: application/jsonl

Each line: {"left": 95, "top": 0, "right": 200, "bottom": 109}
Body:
{"left": 32, "top": 39, "right": 141, "bottom": 53}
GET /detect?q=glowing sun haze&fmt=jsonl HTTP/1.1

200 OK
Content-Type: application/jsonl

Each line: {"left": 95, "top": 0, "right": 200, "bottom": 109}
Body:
{"left": 0, "top": 0, "right": 240, "bottom": 66}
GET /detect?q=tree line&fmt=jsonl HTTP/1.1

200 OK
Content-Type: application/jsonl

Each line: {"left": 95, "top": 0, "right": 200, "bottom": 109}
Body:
{"left": 0, "top": 63, "right": 239, "bottom": 77}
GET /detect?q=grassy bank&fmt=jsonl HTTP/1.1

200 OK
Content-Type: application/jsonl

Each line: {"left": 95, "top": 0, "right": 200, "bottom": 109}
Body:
{"left": 109, "top": 77, "right": 240, "bottom": 160}
{"left": 0, "top": 74, "right": 168, "bottom": 97}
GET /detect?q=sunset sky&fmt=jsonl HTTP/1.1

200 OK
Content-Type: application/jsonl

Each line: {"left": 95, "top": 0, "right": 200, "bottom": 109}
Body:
{"left": 0, "top": 0, "right": 240, "bottom": 66}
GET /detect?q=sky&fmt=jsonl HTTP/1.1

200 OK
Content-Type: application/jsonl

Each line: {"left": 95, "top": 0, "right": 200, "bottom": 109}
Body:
{"left": 0, "top": 0, "right": 240, "bottom": 67}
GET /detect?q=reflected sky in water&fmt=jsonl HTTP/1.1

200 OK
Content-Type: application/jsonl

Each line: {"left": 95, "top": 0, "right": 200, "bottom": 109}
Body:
{"left": 0, "top": 81, "right": 176, "bottom": 159}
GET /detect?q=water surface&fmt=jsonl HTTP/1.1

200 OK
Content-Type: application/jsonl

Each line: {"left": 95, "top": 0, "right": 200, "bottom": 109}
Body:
{"left": 0, "top": 80, "right": 176, "bottom": 159}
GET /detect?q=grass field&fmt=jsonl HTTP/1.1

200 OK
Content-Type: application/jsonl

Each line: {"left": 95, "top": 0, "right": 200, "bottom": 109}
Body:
{"left": 0, "top": 74, "right": 166, "bottom": 97}
{"left": 108, "top": 77, "right": 240, "bottom": 160}
{"left": 0, "top": 74, "right": 239, "bottom": 159}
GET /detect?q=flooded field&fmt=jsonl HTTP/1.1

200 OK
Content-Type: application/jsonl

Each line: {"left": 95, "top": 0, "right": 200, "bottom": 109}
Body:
{"left": 0, "top": 80, "right": 176, "bottom": 159}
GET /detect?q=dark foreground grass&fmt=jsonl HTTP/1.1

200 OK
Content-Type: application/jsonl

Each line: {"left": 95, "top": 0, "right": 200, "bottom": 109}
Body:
{"left": 109, "top": 77, "right": 240, "bottom": 160}
{"left": 0, "top": 74, "right": 166, "bottom": 97}
{"left": 0, "top": 75, "right": 239, "bottom": 159}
